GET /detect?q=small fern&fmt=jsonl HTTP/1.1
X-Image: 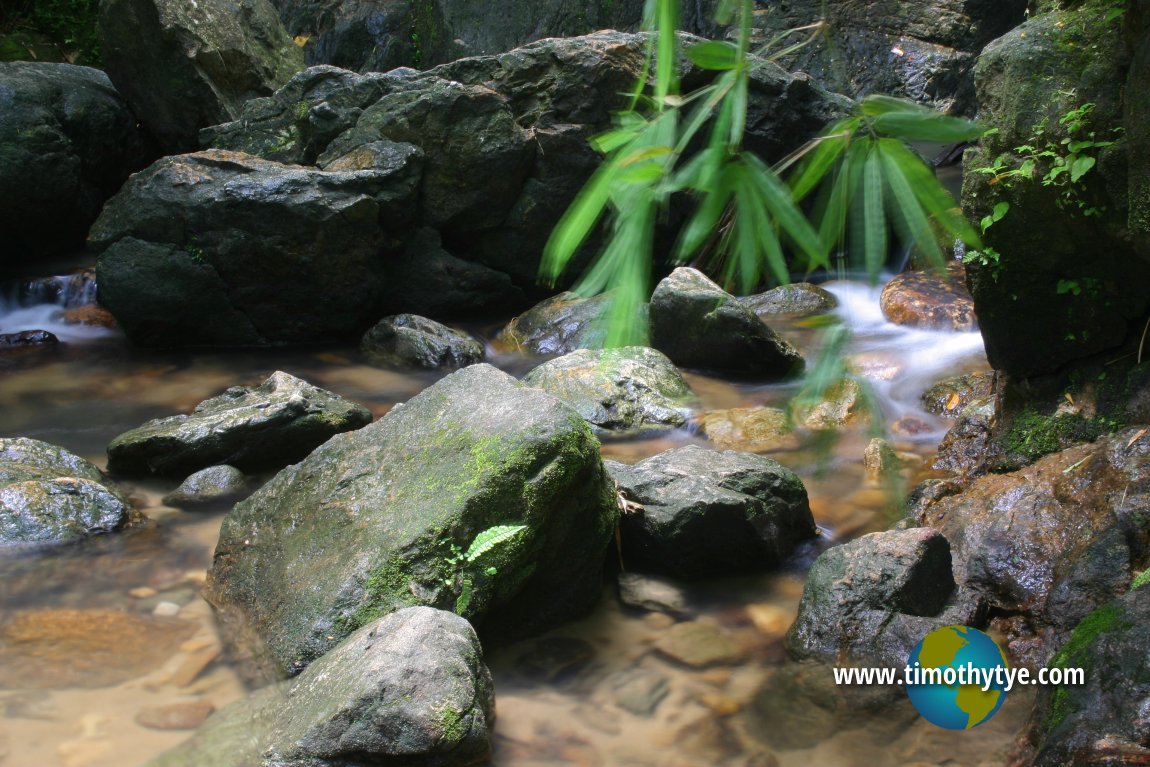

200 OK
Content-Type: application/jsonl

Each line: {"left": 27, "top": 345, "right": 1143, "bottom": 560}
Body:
{"left": 464, "top": 525, "right": 528, "bottom": 562}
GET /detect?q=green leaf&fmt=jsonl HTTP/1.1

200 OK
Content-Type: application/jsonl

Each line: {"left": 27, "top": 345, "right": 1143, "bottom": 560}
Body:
{"left": 686, "top": 40, "right": 740, "bottom": 70}
{"left": 870, "top": 102, "right": 984, "bottom": 143}
{"left": 860, "top": 94, "right": 916, "bottom": 118}
{"left": 879, "top": 141, "right": 945, "bottom": 269}
{"left": 464, "top": 525, "right": 528, "bottom": 562}
{"left": 1070, "top": 155, "right": 1096, "bottom": 183}
{"left": 743, "top": 152, "right": 826, "bottom": 269}
{"left": 541, "top": 160, "right": 617, "bottom": 283}
{"left": 861, "top": 144, "right": 888, "bottom": 280}
{"left": 673, "top": 162, "right": 736, "bottom": 260}
{"left": 788, "top": 117, "right": 858, "bottom": 201}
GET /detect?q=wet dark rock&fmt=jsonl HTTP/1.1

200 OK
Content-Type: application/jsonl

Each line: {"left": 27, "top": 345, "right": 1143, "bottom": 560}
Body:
{"left": 879, "top": 265, "right": 977, "bottom": 331}
{"left": 107, "top": 371, "right": 372, "bottom": 478}
{"left": 1024, "top": 585, "right": 1150, "bottom": 767}
{"left": 99, "top": 0, "right": 304, "bottom": 152}
{"left": 739, "top": 283, "right": 837, "bottom": 317}
{"left": 0, "top": 438, "right": 131, "bottom": 545}
{"left": 204, "top": 364, "right": 617, "bottom": 682}
{"left": 0, "top": 62, "right": 153, "bottom": 264}
{"left": 654, "top": 620, "right": 742, "bottom": 668}
{"left": 786, "top": 528, "right": 975, "bottom": 669}
{"left": 0, "top": 330, "right": 58, "bottom": 349}
{"left": 361, "top": 314, "right": 483, "bottom": 370}
{"left": 90, "top": 150, "right": 413, "bottom": 348}
{"left": 513, "top": 636, "right": 595, "bottom": 684}
{"left": 147, "top": 607, "right": 494, "bottom": 767}
{"left": 496, "top": 292, "right": 613, "bottom": 356}
{"left": 650, "top": 268, "right": 804, "bottom": 379}
{"left": 608, "top": 445, "right": 815, "bottom": 579}
{"left": 523, "top": 346, "right": 692, "bottom": 435}
{"left": 162, "top": 465, "right": 250, "bottom": 508}
{"left": 920, "top": 428, "right": 1150, "bottom": 664}
{"left": 273, "top": 0, "right": 417, "bottom": 73}
{"left": 617, "top": 572, "right": 691, "bottom": 618}
{"left": 932, "top": 411, "right": 998, "bottom": 478}
{"left": 962, "top": 7, "right": 1150, "bottom": 377}
{"left": 922, "top": 371, "right": 996, "bottom": 418}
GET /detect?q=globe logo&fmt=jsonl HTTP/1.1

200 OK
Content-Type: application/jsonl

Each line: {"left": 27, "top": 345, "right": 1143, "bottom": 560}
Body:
{"left": 905, "top": 625, "right": 1010, "bottom": 730}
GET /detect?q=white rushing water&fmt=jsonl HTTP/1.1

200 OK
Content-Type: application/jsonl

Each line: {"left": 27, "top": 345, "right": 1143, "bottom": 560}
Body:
{"left": 0, "top": 273, "right": 115, "bottom": 343}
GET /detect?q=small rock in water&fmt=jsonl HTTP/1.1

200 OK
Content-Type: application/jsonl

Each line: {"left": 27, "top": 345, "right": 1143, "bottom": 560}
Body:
{"left": 152, "top": 601, "right": 182, "bottom": 617}
{"left": 654, "top": 621, "right": 742, "bottom": 668}
{"left": 617, "top": 572, "right": 691, "bottom": 617}
{"left": 513, "top": 637, "right": 596, "bottom": 684}
{"left": 699, "top": 406, "right": 795, "bottom": 452}
{"left": 863, "top": 438, "right": 901, "bottom": 481}
{"left": 61, "top": 306, "right": 118, "bottom": 328}
{"left": 739, "top": 283, "right": 837, "bottom": 317}
{"left": 879, "top": 264, "right": 977, "bottom": 331}
{"left": 0, "top": 329, "right": 59, "bottom": 348}
{"left": 135, "top": 699, "right": 216, "bottom": 730}
{"left": 360, "top": 314, "right": 484, "bottom": 370}
{"left": 130, "top": 586, "right": 158, "bottom": 598}
{"left": 799, "top": 378, "right": 860, "bottom": 430}
{"left": 613, "top": 669, "right": 670, "bottom": 716}
{"left": 162, "top": 465, "right": 249, "bottom": 508}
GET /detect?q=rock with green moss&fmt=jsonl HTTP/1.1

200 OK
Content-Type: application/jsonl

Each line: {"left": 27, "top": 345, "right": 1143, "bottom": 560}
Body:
{"left": 607, "top": 445, "right": 815, "bottom": 579}
{"left": 147, "top": 606, "right": 494, "bottom": 767}
{"left": 205, "top": 364, "right": 617, "bottom": 682}
{"left": 1, "top": 438, "right": 132, "bottom": 545}
{"left": 361, "top": 314, "right": 484, "bottom": 370}
{"left": 523, "top": 346, "right": 692, "bottom": 435}
{"left": 99, "top": 0, "right": 304, "bottom": 152}
{"left": 1025, "top": 586, "right": 1150, "bottom": 767}
{"left": 0, "top": 62, "right": 153, "bottom": 265}
{"left": 107, "top": 371, "right": 372, "bottom": 478}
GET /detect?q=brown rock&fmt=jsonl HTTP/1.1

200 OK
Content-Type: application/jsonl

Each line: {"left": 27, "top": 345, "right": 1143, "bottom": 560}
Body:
{"left": 699, "top": 406, "right": 795, "bottom": 451}
{"left": 135, "top": 699, "right": 216, "bottom": 730}
{"left": 654, "top": 621, "right": 742, "bottom": 668}
{"left": 879, "top": 264, "right": 977, "bottom": 331}
{"left": 61, "top": 305, "right": 119, "bottom": 328}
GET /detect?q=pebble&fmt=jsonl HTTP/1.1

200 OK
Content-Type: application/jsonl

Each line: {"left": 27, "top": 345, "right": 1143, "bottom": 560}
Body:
{"left": 642, "top": 612, "right": 676, "bottom": 631}
{"left": 135, "top": 699, "right": 216, "bottom": 730}
{"left": 168, "top": 646, "right": 221, "bottom": 688}
{"left": 152, "top": 601, "right": 182, "bottom": 617}
{"left": 617, "top": 572, "right": 691, "bottom": 617}
{"left": 613, "top": 669, "right": 670, "bottom": 717}
{"left": 744, "top": 603, "right": 792, "bottom": 637}
{"left": 129, "top": 587, "right": 158, "bottom": 599}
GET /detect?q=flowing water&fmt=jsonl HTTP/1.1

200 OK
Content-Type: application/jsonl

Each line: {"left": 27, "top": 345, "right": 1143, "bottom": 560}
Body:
{"left": 0, "top": 268, "right": 1032, "bottom": 767}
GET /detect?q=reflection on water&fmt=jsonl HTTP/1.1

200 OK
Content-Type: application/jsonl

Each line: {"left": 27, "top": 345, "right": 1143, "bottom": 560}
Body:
{"left": 0, "top": 276, "right": 1015, "bottom": 767}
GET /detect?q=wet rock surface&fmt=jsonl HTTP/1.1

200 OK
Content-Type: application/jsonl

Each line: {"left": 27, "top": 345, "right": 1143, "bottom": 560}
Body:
{"left": 107, "top": 371, "right": 372, "bottom": 478}
{"left": 698, "top": 407, "right": 795, "bottom": 452}
{"left": 205, "top": 364, "right": 617, "bottom": 681}
{"left": 523, "top": 346, "right": 692, "bottom": 435}
{"left": 162, "top": 465, "right": 250, "bottom": 508}
{"left": 147, "top": 607, "right": 494, "bottom": 767}
{"left": 0, "top": 330, "right": 58, "bottom": 349}
{"left": 879, "top": 265, "right": 977, "bottom": 331}
{"left": 739, "top": 283, "right": 837, "bottom": 317}
{"left": 922, "top": 371, "right": 996, "bottom": 418}
{"left": 608, "top": 445, "right": 814, "bottom": 579}
{"left": 496, "top": 292, "right": 613, "bottom": 356}
{"left": 360, "top": 313, "right": 484, "bottom": 370}
{"left": 650, "top": 268, "right": 804, "bottom": 378}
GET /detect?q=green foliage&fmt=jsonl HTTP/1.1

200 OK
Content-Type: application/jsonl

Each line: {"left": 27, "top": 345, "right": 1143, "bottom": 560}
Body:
{"left": 444, "top": 524, "right": 528, "bottom": 615}
{"left": 1132, "top": 568, "right": 1150, "bottom": 591}
{"left": 542, "top": 0, "right": 984, "bottom": 347}
{"left": 0, "top": 0, "right": 100, "bottom": 65}
{"left": 1046, "top": 602, "right": 1129, "bottom": 731}
{"left": 462, "top": 524, "right": 528, "bottom": 562}
{"left": 999, "top": 408, "right": 1122, "bottom": 462}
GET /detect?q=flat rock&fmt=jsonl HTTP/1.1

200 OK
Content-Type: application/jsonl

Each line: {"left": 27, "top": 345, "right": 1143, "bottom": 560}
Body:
{"left": 739, "top": 283, "right": 837, "bottom": 317}
{"left": 135, "top": 700, "right": 216, "bottom": 731}
{"left": 107, "top": 371, "right": 371, "bottom": 478}
{"left": 655, "top": 621, "right": 742, "bottom": 668}
{"left": 496, "top": 292, "right": 613, "bottom": 356}
{"left": 699, "top": 407, "right": 795, "bottom": 452}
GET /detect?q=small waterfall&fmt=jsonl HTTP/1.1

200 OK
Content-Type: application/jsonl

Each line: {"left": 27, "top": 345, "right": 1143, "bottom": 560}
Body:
{"left": 0, "top": 268, "right": 114, "bottom": 343}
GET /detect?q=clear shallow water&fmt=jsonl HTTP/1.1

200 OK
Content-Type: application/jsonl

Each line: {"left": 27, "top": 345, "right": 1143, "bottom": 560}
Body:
{"left": 0, "top": 273, "right": 1026, "bottom": 767}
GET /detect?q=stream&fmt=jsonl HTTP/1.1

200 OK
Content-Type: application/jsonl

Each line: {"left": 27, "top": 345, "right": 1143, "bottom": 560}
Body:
{"left": 0, "top": 267, "right": 1033, "bottom": 767}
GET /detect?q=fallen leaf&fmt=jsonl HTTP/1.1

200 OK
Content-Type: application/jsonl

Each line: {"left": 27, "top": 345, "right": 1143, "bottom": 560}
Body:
{"left": 1127, "top": 428, "right": 1147, "bottom": 448}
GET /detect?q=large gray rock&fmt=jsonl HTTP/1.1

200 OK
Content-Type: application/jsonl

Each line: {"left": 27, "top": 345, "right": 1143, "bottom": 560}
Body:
{"left": 0, "top": 62, "right": 153, "bottom": 264}
{"left": 272, "top": 0, "right": 417, "bottom": 73}
{"left": 360, "top": 314, "right": 484, "bottom": 370}
{"left": 785, "top": 527, "right": 976, "bottom": 669}
{"left": 1024, "top": 585, "right": 1150, "bottom": 767}
{"left": 99, "top": 0, "right": 305, "bottom": 152}
{"left": 205, "top": 364, "right": 617, "bottom": 681}
{"left": 523, "top": 346, "right": 692, "bottom": 435}
{"left": 0, "top": 438, "right": 131, "bottom": 545}
{"left": 650, "top": 268, "right": 804, "bottom": 378}
{"left": 607, "top": 445, "right": 815, "bottom": 579}
{"left": 148, "top": 607, "right": 494, "bottom": 767}
{"left": 90, "top": 149, "right": 418, "bottom": 348}
{"left": 107, "top": 371, "right": 372, "bottom": 478}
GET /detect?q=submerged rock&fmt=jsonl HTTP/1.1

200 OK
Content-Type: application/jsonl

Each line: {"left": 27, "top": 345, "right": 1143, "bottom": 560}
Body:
{"left": 698, "top": 406, "right": 795, "bottom": 452}
{"left": 107, "top": 371, "right": 371, "bottom": 478}
{"left": 162, "top": 465, "right": 250, "bottom": 508}
{"left": 0, "top": 330, "right": 58, "bottom": 349}
{"left": 650, "top": 268, "right": 804, "bottom": 378}
{"left": 99, "top": 0, "right": 304, "bottom": 152}
{"left": 0, "top": 438, "right": 131, "bottom": 545}
{"left": 361, "top": 314, "right": 484, "bottom": 370}
{"left": 739, "top": 283, "right": 837, "bottom": 317}
{"left": 0, "top": 62, "right": 153, "bottom": 264}
{"left": 148, "top": 607, "right": 494, "bottom": 767}
{"left": 205, "top": 364, "right": 617, "bottom": 681}
{"left": 879, "top": 265, "right": 977, "bottom": 331}
{"left": 608, "top": 445, "right": 815, "bottom": 579}
{"left": 523, "top": 346, "right": 692, "bottom": 435}
{"left": 921, "top": 371, "right": 996, "bottom": 418}
{"left": 785, "top": 528, "right": 975, "bottom": 669}
{"left": 496, "top": 292, "right": 613, "bottom": 356}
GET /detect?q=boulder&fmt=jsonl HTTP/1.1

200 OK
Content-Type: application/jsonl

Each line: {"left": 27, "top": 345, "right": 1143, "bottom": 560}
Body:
{"left": 962, "top": 7, "right": 1150, "bottom": 377}
{"left": 1024, "top": 586, "right": 1150, "bottom": 767}
{"left": 90, "top": 149, "right": 417, "bottom": 348}
{"left": 360, "top": 314, "right": 484, "bottom": 370}
{"left": 798, "top": 378, "right": 862, "bottom": 430}
{"left": 746, "top": 0, "right": 1027, "bottom": 112}
{"left": 0, "top": 330, "right": 58, "bottom": 350}
{"left": 148, "top": 607, "right": 494, "bottom": 767}
{"left": 107, "top": 371, "right": 372, "bottom": 478}
{"left": 878, "top": 265, "right": 977, "bottom": 331}
{"left": 921, "top": 371, "right": 996, "bottom": 418}
{"left": 99, "top": 0, "right": 304, "bottom": 152}
{"left": 0, "top": 62, "right": 153, "bottom": 264}
{"left": 204, "top": 364, "right": 617, "bottom": 680}
{"left": 162, "top": 465, "right": 250, "bottom": 508}
{"left": 273, "top": 0, "right": 417, "bottom": 73}
{"left": 0, "top": 438, "right": 131, "bottom": 545}
{"left": 649, "top": 268, "right": 804, "bottom": 378}
{"left": 918, "top": 427, "right": 1150, "bottom": 664}
{"left": 785, "top": 527, "right": 975, "bottom": 669}
{"left": 739, "top": 283, "right": 837, "bottom": 317}
{"left": 496, "top": 292, "right": 613, "bottom": 356}
{"left": 607, "top": 445, "right": 815, "bottom": 579}
{"left": 523, "top": 346, "right": 692, "bottom": 435}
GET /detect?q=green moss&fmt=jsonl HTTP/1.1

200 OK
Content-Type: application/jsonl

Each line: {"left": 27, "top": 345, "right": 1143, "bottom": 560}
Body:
{"left": 999, "top": 409, "right": 1121, "bottom": 462}
{"left": 435, "top": 701, "right": 468, "bottom": 743}
{"left": 1132, "top": 569, "right": 1150, "bottom": 591}
{"left": 1046, "top": 602, "right": 1131, "bottom": 731}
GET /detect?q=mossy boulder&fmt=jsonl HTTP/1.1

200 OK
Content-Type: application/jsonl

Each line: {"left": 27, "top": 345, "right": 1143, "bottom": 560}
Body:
{"left": 523, "top": 346, "right": 693, "bottom": 435}
{"left": 147, "top": 607, "right": 494, "bottom": 767}
{"left": 107, "top": 371, "right": 372, "bottom": 478}
{"left": 204, "top": 364, "right": 618, "bottom": 681}
{"left": 0, "top": 438, "right": 131, "bottom": 545}
{"left": 607, "top": 445, "right": 815, "bottom": 579}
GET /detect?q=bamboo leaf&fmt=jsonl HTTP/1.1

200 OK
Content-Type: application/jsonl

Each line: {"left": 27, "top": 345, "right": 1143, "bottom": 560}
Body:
{"left": 878, "top": 138, "right": 980, "bottom": 246}
{"left": 879, "top": 143, "right": 945, "bottom": 268}
{"left": 871, "top": 109, "right": 985, "bottom": 143}
{"left": 743, "top": 152, "right": 826, "bottom": 267}
{"left": 541, "top": 161, "right": 618, "bottom": 282}
{"left": 464, "top": 525, "right": 528, "bottom": 562}
{"left": 686, "top": 40, "right": 740, "bottom": 70}
{"left": 788, "top": 117, "right": 858, "bottom": 200}
{"left": 862, "top": 144, "right": 888, "bottom": 280}
{"left": 673, "top": 163, "right": 735, "bottom": 260}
